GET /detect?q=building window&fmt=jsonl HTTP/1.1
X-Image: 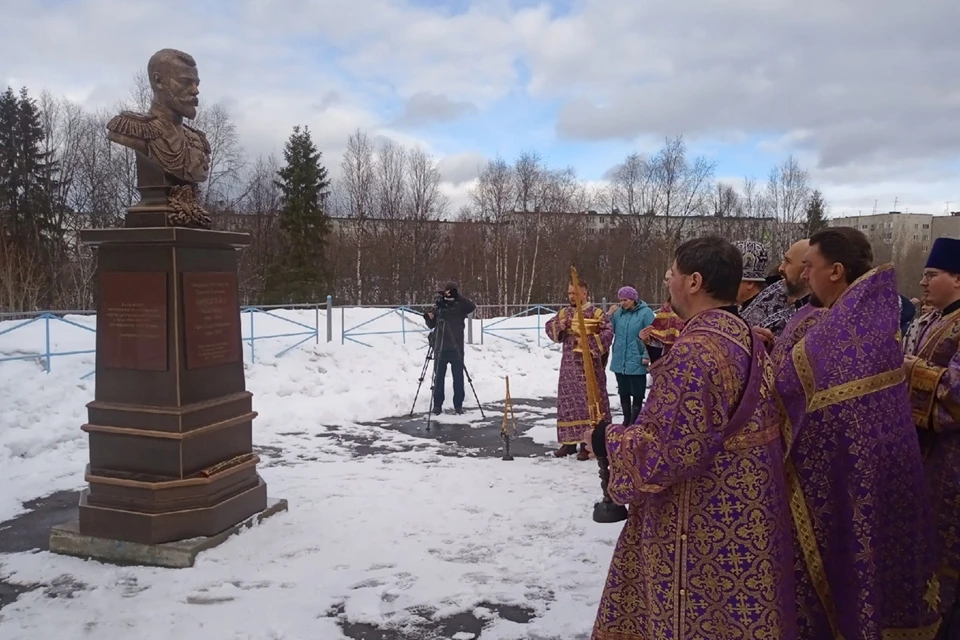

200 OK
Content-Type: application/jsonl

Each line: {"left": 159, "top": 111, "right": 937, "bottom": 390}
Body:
{"left": 923, "top": 224, "right": 930, "bottom": 229}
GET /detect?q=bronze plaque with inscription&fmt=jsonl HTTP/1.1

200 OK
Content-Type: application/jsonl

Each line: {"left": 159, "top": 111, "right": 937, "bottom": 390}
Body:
{"left": 182, "top": 272, "right": 242, "bottom": 369}
{"left": 99, "top": 272, "right": 168, "bottom": 371}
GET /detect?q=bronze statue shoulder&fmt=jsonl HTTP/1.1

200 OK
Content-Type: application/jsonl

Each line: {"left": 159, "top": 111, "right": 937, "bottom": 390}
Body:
{"left": 106, "top": 110, "right": 164, "bottom": 140}
{"left": 183, "top": 123, "right": 211, "bottom": 154}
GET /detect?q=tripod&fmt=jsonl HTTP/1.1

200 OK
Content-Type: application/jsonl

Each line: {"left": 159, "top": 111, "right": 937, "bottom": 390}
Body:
{"left": 408, "top": 311, "right": 485, "bottom": 431}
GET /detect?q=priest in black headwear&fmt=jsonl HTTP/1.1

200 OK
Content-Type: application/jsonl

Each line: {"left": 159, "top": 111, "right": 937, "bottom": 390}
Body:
{"left": 902, "top": 237, "right": 960, "bottom": 624}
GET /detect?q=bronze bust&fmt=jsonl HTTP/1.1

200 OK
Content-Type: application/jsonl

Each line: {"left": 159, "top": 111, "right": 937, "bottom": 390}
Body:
{"left": 107, "top": 49, "right": 212, "bottom": 228}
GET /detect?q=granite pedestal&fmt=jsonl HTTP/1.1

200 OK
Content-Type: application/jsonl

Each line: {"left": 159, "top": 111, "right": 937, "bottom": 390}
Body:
{"left": 50, "top": 226, "right": 281, "bottom": 553}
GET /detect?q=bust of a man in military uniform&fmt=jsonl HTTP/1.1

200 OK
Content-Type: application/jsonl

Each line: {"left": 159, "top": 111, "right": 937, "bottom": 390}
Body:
{"left": 107, "top": 48, "right": 211, "bottom": 228}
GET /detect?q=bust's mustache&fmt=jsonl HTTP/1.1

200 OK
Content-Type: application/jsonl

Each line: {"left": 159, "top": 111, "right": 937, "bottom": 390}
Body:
{"left": 158, "top": 87, "right": 199, "bottom": 110}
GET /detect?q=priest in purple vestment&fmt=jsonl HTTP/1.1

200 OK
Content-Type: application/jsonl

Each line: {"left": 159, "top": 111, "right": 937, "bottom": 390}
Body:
{"left": 586, "top": 236, "right": 797, "bottom": 640}
{"left": 545, "top": 279, "right": 613, "bottom": 460}
{"left": 774, "top": 226, "right": 942, "bottom": 640}
{"left": 903, "top": 237, "right": 960, "bottom": 614}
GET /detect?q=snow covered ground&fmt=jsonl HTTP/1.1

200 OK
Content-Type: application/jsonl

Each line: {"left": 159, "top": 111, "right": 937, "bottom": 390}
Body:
{"left": 0, "top": 306, "right": 631, "bottom": 639}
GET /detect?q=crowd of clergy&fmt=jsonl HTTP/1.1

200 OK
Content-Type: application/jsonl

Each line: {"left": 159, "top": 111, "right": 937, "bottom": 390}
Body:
{"left": 544, "top": 228, "right": 960, "bottom": 640}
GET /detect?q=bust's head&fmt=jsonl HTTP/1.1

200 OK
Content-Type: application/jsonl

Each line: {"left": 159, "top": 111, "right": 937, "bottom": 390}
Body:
{"left": 148, "top": 48, "right": 199, "bottom": 120}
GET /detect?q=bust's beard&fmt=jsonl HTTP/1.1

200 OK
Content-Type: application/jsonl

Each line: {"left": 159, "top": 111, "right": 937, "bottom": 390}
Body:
{"left": 158, "top": 87, "right": 198, "bottom": 120}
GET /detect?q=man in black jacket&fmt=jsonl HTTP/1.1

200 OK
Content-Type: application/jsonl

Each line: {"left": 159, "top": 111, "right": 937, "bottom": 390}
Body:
{"left": 423, "top": 280, "right": 476, "bottom": 414}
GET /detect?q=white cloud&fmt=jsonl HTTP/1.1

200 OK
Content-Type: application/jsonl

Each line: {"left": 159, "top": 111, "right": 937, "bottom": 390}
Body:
{"left": 436, "top": 152, "right": 488, "bottom": 185}
{"left": 439, "top": 179, "right": 477, "bottom": 216}
{"left": 1, "top": 0, "right": 957, "bottom": 216}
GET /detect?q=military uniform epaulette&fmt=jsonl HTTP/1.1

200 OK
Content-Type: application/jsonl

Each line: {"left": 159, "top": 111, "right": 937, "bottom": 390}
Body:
{"left": 183, "top": 123, "right": 211, "bottom": 154}
{"left": 106, "top": 110, "right": 164, "bottom": 139}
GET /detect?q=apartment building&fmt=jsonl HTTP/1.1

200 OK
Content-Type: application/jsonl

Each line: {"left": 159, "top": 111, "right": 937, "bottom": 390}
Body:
{"left": 829, "top": 211, "right": 960, "bottom": 251}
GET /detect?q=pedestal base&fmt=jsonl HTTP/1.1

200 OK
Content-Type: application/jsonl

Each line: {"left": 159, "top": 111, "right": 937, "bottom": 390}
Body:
{"left": 49, "top": 497, "right": 288, "bottom": 568}
{"left": 78, "top": 476, "right": 268, "bottom": 544}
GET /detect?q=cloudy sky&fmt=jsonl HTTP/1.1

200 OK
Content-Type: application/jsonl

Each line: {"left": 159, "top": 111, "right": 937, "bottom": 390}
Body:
{"left": 3, "top": 0, "right": 958, "bottom": 217}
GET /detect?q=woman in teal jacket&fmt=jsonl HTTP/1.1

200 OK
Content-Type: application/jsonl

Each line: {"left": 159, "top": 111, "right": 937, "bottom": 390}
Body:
{"left": 608, "top": 286, "right": 655, "bottom": 425}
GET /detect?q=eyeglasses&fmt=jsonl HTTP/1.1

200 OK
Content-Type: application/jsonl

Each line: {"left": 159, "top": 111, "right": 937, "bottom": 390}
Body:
{"left": 921, "top": 271, "right": 943, "bottom": 282}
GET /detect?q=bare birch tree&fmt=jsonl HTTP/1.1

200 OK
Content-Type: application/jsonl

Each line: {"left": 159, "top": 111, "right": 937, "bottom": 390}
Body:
{"left": 404, "top": 146, "right": 447, "bottom": 300}
{"left": 338, "top": 130, "right": 376, "bottom": 304}
{"left": 191, "top": 103, "right": 246, "bottom": 211}
{"left": 766, "top": 155, "right": 811, "bottom": 253}
{"left": 470, "top": 156, "right": 516, "bottom": 312}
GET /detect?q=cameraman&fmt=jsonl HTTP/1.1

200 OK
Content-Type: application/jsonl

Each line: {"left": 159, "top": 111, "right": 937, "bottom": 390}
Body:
{"left": 423, "top": 280, "right": 476, "bottom": 414}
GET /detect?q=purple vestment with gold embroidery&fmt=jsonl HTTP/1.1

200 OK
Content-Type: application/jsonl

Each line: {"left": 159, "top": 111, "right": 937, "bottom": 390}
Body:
{"left": 774, "top": 265, "right": 942, "bottom": 640}
{"left": 545, "top": 304, "right": 613, "bottom": 445}
{"left": 592, "top": 309, "right": 797, "bottom": 640}
{"left": 905, "top": 304, "right": 960, "bottom": 611}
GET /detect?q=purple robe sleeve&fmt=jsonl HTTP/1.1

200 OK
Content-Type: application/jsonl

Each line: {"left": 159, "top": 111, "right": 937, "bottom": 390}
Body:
{"left": 604, "top": 337, "right": 726, "bottom": 502}
{"left": 910, "top": 348, "right": 960, "bottom": 432}
{"left": 545, "top": 307, "right": 567, "bottom": 343}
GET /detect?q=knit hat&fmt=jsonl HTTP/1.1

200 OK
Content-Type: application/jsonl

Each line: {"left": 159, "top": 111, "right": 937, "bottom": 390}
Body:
{"left": 617, "top": 286, "right": 639, "bottom": 301}
{"left": 734, "top": 240, "right": 770, "bottom": 282}
{"left": 926, "top": 238, "right": 960, "bottom": 274}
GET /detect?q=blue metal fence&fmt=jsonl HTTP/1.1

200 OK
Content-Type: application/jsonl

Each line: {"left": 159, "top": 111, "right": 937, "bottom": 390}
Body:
{"left": 341, "top": 306, "right": 429, "bottom": 348}
{"left": 241, "top": 307, "right": 320, "bottom": 363}
{"left": 0, "top": 312, "right": 96, "bottom": 373}
{"left": 481, "top": 305, "right": 559, "bottom": 347}
{"left": 0, "top": 299, "right": 574, "bottom": 373}
{"left": 0, "top": 304, "right": 329, "bottom": 375}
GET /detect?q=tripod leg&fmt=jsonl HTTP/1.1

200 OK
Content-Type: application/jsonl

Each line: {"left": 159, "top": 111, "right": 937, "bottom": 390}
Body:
{"left": 409, "top": 344, "right": 435, "bottom": 417}
{"left": 426, "top": 319, "right": 447, "bottom": 432}
{"left": 461, "top": 362, "right": 485, "bottom": 418}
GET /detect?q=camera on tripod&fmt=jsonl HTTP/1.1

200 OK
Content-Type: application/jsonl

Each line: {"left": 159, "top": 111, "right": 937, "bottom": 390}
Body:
{"left": 434, "top": 290, "right": 456, "bottom": 311}
{"left": 409, "top": 282, "right": 483, "bottom": 428}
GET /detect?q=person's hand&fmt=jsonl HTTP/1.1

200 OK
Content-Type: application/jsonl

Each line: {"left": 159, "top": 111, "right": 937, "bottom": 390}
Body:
{"left": 754, "top": 327, "right": 775, "bottom": 344}
{"left": 608, "top": 303, "right": 620, "bottom": 315}
{"left": 641, "top": 357, "right": 650, "bottom": 366}
{"left": 639, "top": 326, "right": 653, "bottom": 342}
{"left": 903, "top": 355, "right": 919, "bottom": 377}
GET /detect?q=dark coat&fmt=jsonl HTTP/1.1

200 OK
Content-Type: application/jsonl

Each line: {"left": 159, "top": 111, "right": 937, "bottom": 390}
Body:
{"left": 424, "top": 295, "right": 476, "bottom": 353}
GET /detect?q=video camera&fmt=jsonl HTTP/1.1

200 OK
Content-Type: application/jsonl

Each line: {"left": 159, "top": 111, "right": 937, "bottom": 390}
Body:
{"left": 434, "top": 289, "right": 457, "bottom": 310}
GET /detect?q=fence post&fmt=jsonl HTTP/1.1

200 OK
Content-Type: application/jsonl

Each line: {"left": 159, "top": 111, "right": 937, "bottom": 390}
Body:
{"left": 326, "top": 295, "right": 333, "bottom": 343}
{"left": 250, "top": 310, "right": 256, "bottom": 364}
{"left": 537, "top": 306, "right": 541, "bottom": 348}
{"left": 315, "top": 304, "right": 319, "bottom": 344}
{"left": 401, "top": 308, "right": 406, "bottom": 344}
{"left": 45, "top": 314, "right": 51, "bottom": 373}
{"left": 467, "top": 313, "right": 473, "bottom": 345}
{"left": 480, "top": 318, "right": 484, "bottom": 345}
{"left": 601, "top": 297, "right": 608, "bottom": 313}
{"left": 341, "top": 307, "right": 345, "bottom": 345}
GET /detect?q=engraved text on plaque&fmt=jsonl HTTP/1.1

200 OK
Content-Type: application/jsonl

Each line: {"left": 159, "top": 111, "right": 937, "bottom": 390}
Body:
{"left": 99, "top": 271, "right": 168, "bottom": 371}
{"left": 182, "top": 272, "right": 241, "bottom": 369}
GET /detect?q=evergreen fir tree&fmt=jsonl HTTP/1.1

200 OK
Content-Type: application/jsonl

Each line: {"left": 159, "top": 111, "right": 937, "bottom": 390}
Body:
{"left": 0, "top": 86, "right": 61, "bottom": 264}
{"left": 264, "top": 125, "right": 331, "bottom": 303}
{"left": 806, "top": 189, "right": 827, "bottom": 235}
{"left": 0, "top": 87, "right": 22, "bottom": 241}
